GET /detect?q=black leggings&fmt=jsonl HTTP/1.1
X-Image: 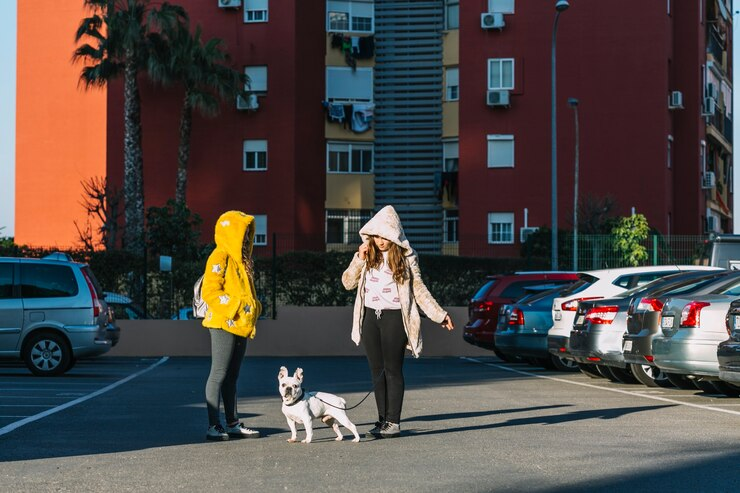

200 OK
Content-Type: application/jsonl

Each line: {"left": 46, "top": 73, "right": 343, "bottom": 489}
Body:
{"left": 205, "top": 329, "right": 247, "bottom": 426}
{"left": 361, "top": 307, "right": 408, "bottom": 424}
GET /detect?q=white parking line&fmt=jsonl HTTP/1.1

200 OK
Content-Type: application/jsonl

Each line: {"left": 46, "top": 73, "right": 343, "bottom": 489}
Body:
{"left": 462, "top": 357, "right": 740, "bottom": 417}
{"left": 0, "top": 357, "right": 169, "bottom": 436}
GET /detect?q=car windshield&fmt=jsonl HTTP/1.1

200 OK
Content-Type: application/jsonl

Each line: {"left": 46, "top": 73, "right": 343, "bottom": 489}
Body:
{"left": 557, "top": 274, "right": 597, "bottom": 297}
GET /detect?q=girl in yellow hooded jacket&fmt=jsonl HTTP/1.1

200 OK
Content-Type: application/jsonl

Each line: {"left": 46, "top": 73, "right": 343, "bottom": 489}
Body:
{"left": 202, "top": 211, "right": 262, "bottom": 441}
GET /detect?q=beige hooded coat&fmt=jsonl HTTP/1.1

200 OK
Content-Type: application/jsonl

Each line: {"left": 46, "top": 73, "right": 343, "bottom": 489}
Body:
{"left": 341, "top": 205, "right": 447, "bottom": 357}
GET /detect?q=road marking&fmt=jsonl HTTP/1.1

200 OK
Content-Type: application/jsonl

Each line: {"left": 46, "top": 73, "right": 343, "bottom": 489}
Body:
{"left": 0, "top": 357, "right": 169, "bottom": 436}
{"left": 462, "top": 357, "right": 740, "bottom": 417}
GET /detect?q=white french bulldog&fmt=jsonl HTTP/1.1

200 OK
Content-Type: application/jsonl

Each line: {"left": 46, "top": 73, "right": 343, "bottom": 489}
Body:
{"left": 278, "top": 366, "right": 361, "bottom": 443}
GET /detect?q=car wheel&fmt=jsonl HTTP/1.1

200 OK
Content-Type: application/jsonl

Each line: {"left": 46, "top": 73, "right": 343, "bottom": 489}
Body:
{"left": 22, "top": 331, "right": 72, "bottom": 377}
{"left": 577, "top": 363, "right": 603, "bottom": 379}
{"left": 597, "top": 365, "right": 621, "bottom": 382}
{"left": 604, "top": 366, "right": 639, "bottom": 384}
{"left": 665, "top": 372, "right": 696, "bottom": 390}
{"left": 710, "top": 381, "right": 740, "bottom": 397}
{"left": 551, "top": 354, "right": 579, "bottom": 372}
{"left": 629, "top": 363, "right": 673, "bottom": 388}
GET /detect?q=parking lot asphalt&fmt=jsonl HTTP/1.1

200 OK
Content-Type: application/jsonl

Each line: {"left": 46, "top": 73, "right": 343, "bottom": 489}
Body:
{"left": 1, "top": 356, "right": 739, "bottom": 493}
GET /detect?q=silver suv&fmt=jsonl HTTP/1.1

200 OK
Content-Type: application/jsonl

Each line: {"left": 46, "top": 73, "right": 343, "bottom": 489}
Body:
{"left": 0, "top": 253, "right": 118, "bottom": 376}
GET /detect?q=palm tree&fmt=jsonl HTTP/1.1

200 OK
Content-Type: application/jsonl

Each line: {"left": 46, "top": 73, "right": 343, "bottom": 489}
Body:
{"left": 72, "top": 0, "right": 187, "bottom": 256}
{"left": 147, "top": 20, "right": 246, "bottom": 204}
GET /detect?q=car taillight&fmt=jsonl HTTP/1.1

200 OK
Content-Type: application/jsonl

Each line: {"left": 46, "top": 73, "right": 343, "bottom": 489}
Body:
{"left": 82, "top": 270, "right": 101, "bottom": 317}
{"left": 636, "top": 298, "right": 664, "bottom": 312}
{"left": 508, "top": 308, "right": 525, "bottom": 325}
{"left": 561, "top": 296, "right": 601, "bottom": 311}
{"left": 584, "top": 306, "right": 619, "bottom": 325}
{"left": 726, "top": 313, "right": 733, "bottom": 336}
{"left": 474, "top": 301, "right": 495, "bottom": 312}
{"left": 679, "top": 301, "right": 710, "bottom": 328}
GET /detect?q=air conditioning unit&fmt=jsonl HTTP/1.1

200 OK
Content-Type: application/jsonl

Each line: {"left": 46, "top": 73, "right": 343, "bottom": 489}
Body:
{"left": 520, "top": 227, "right": 539, "bottom": 243}
{"left": 703, "top": 97, "right": 716, "bottom": 116}
{"left": 218, "top": 0, "right": 241, "bottom": 8}
{"left": 706, "top": 82, "right": 718, "bottom": 100}
{"left": 668, "top": 90, "right": 683, "bottom": 109}
{"left": 486, "top": 89, "right": 510, "bottom": 107}
{"left": 237, "top": 93, "right": 259, "bottom": 110}
{"left": 481, "top": 12, "right": 505, "bottom": 29}
{"left": 702, "top": 171, "right": 716, "bottom": 189}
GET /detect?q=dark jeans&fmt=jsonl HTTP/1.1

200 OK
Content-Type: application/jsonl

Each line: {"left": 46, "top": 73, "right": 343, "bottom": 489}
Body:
{"left": 361, "top": 307, "right": 408, "bottom": 424}
{"left": 205, "top": 328, "right": 247, "bottom": 427}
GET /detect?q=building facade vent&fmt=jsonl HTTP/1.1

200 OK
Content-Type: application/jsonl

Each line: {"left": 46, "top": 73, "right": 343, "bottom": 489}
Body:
{"left": 487, "top": 89, "right": 510, "bottom": 107}
{"left": 702, "top": 171, "right": 716, "bottom": 189}
{"left": 218, "top": 0, "right": 241, "bottom": 7}
{"left": 669, "top": 90, "right": 683, "bottom": 109}
{"left": 481, "top": 12, "right": 505, "bottom": 29}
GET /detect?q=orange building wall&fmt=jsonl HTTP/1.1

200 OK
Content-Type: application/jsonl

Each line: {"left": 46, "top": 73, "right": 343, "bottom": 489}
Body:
{"left": 15, "top": 1, "right": 106, "bottom": 248}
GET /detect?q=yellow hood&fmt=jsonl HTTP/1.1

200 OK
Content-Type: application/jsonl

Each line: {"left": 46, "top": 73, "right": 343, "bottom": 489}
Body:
{"left": 214, "top": 210, "right": 255, "bottom": 261}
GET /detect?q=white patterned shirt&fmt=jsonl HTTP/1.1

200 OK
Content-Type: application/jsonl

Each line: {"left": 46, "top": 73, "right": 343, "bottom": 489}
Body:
{"left": 364, "top": 252, "right": 401, "bottom": 310}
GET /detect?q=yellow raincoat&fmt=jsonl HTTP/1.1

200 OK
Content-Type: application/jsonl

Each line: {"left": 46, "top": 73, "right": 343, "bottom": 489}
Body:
{"left": 201, "top": 211, "right": 262, "bottom": 338}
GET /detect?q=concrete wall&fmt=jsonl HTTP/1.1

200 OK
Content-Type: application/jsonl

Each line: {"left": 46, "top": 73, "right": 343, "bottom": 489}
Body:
{"left": 106, "top": 306, "right": 492, "bottom": 358}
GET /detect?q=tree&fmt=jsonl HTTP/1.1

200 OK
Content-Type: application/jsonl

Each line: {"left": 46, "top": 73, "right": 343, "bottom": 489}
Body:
{"left": 147, "top": 20, "right": 246, "bottom": 204}
{"left": 74, "top": 176, "right": 121, "bottom": 250}
{"left": 73, "top": 0, "right": 188, "bottom": 256}
{"left": 145, "top": 199, "right": 202, "bottom": 261}
{"left": 612, "top": 214, "right": 650, "bottom": 267}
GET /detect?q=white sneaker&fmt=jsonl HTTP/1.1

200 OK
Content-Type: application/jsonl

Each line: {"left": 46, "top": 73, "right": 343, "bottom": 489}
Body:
{"left": 206, "top": 424, "right": 228, "bottom": 441}
{"left": 225, "top": 422, "right": 260, "bottom": 439}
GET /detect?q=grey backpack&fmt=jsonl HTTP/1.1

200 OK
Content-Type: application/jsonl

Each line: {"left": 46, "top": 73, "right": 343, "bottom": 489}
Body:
{"left": 193, "top": 256, "right": 228, "bottom": 319}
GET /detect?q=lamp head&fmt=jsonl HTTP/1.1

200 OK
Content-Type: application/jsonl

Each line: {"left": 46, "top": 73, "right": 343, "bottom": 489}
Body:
{"left": 555, "top": 0, "right": 570, "bottom": 12}
{"left": 568, "top": 98, "right": 579, "bottom": 106}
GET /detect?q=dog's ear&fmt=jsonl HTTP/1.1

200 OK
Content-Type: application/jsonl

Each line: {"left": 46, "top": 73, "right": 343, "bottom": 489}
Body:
{"left": 294, "top": 368, "right": 304, "bottom": 382}
{"left": 278, "top": 366, "right": 288, "bottom": 380}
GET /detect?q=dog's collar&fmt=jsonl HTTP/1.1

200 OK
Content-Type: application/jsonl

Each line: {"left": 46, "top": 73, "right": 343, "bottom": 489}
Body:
{"left": 283, "top": 388, "right": 306, "bottom": 407}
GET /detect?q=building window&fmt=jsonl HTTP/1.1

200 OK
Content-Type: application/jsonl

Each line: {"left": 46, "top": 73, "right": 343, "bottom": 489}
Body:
{"left": 327, "top": 1, "right": 374, "bottom": 33}
{"left": 443, "top": 140, "right": 458, "bottom": 172}
{"left": 444, "top": 209, "right": 459, "bottom": 243}
{"left": 489, "top": 0, "right": 515, "bottom": 13}
{"left": 488, "top": 212, "right": 514, "bottom": 244}
{"left": 667, "top": 135, "right": 673, "bottom": 168}
{"left": 245, "top": 66, "right": 267, "bottom": 94}
{"left": 487, "top": 135, "right": 514, "bottom": 168}
{"left": 445, "top": 67, "right": 459, "bottom": 101}
{"left": 243, "top": 140, "right": 267, "bottom": 171}
{"left": 445, "top": 0, "right": 459, "bottom": 29}
{"left": 327, "top": 142, "right": 373, "bottom": 173}
{"left": 244, "top": 0, "right": 268, "bottom": 23}
{"left": 326, "top": 209, "right": 373, "bottom": 244}
{"left": 487, "top": 58, "right": 514, "bottom": 90}
{"left": 326, "top": 67, "right": 373, "bottom": 103}
{"left": 252, "top": 215, "right": 267, "bottom": 245}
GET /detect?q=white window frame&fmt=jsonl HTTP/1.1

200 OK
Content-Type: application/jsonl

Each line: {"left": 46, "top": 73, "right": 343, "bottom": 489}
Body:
{"left": 487, "top": 58, "right": 515, "bottom": 91}
{"left": 327, "top": 1, "right": 374, "bottom": 33}
{"left": 443, "top": 209, "right": 459, "bottom": 244}
{"left": 488, "top": 212, "right": 514, "bottom": 244}
{"left": 443, "top": 140, "right": 459, "bottom": 172}
{"left": 244, "top": 0, "right": 268, "bottom": 23}
{"left": 243, "top": 140, "right": 268, "bottom": 171}
{"left": 445, "top": 67, "right": 459, "bottom": 102}
{"left": 487, "top": 134, "right": 514, "bottom": 168}
{"left": 445, "top": 0, "right": 459, "bottom": 30}
{"left": 253, "top": 215, "right": 267, "bottom": 245}
{"left": 327, "top": 142, "right": 374, "bottom": 174}
{"left": 326, "top": 67, "right": 373, "bottom": 103}
{"left": 244, "top": 66, "right": 267, "bottom": 94}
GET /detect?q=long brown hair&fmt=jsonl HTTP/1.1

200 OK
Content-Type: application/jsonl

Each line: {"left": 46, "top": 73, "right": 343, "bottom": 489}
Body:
{"left": 366, "top": 237, "right": 407, "bottom": 284}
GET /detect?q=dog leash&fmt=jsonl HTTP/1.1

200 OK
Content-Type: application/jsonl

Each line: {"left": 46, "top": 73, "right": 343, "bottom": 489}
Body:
{"left": 313, "top": 368, "right": 385, "bottom": 411}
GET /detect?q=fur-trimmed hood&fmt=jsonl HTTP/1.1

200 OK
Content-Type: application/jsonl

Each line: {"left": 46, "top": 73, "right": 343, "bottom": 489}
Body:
{"left": 358, "top": 205, "right": 411, "bottom": 254}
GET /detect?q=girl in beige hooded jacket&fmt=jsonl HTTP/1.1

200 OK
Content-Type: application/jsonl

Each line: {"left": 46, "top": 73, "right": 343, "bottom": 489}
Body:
{"left": 342, "top": 205, "right": 454, "bottom": 438}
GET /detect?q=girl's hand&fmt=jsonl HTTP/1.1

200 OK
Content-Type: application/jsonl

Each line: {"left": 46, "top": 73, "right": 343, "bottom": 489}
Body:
{"left": 441, "top": 314, "right": 454, "bottom": 331}
{"left": 358, "top": 242, "right": 369, "bottom": 260}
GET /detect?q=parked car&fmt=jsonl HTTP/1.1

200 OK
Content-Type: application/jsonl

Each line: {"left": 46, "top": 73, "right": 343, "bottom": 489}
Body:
{"left": 0, "top": 253, "right": 118, "bottom": 376}
{"left": 463, "top": 272, "right": 579, "bottom": 360}
{"left": 494, "top": 284, "right": 579, "bottom": 371}
{"left": 104, "top": 292, "right": 148, "bottom": 320}
{"left": 718, "top": 299, "right": 740, "bottom": 388}
{"left": 547, "top": 265, "right": 704, "bottom": 364}
{"left": 652, "top": 272, "right": 740, "bottom": 396}
{"left": 622, "top": 270, "right": 732, "bottom": 387}
{"left": 569, "top": 269, "right": 726, "bottom": 385}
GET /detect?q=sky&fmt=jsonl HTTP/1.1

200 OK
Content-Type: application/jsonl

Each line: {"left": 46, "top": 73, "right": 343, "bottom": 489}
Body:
{"left": 0, "top": 3, "right": 738, "bottom": 237}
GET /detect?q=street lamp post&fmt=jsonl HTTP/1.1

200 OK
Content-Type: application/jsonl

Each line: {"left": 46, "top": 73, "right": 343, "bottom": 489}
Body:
{"left": 551, "top": 0, "right": 570, "bottom": 270}
{"left": 568, "top": 97, "right": 579, "bottom": 271}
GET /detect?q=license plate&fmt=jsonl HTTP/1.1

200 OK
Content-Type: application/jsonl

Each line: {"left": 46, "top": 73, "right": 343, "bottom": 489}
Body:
{"left": 661, "top": 316, "right": 674, "bottom": 328}
{"left": 623, "top": 340, "right": 633, "bottom": 352}
{"left": 734, "top": 315, "right": 740, "bottom": 330}
{"left": 575, "top": 315, "right": 584, "bottom": 325}
{"left": 554, "top": 312, "right": 562, "bottom": 321}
